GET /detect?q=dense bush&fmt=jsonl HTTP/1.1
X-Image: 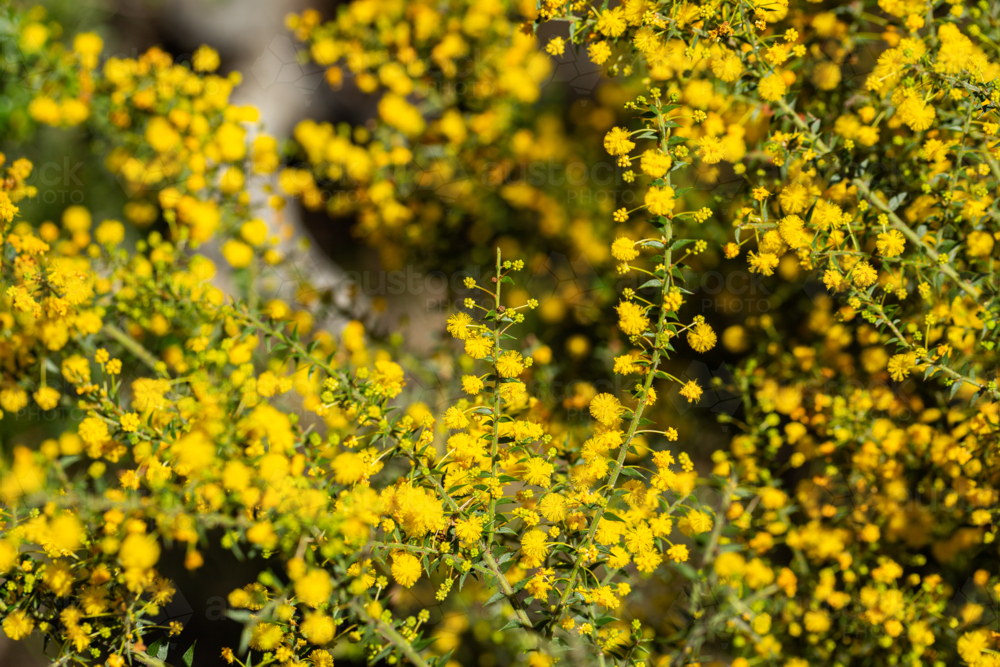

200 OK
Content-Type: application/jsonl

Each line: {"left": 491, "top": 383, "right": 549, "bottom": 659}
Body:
{"left": 1, "top": 1, "right": 1000, "bottom": 666}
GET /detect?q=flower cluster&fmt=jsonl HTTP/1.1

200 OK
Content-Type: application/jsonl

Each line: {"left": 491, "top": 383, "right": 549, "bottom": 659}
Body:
{"left": 2, "top": 0, "right": 1000, "bottom": 666}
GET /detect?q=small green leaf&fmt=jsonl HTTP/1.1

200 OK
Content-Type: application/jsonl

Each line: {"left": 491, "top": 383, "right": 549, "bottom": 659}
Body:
{"left": 183, "top": 642, "right": 197, "bottom": 667}
{"left": 674, "top": 562, "right": 699, "bottom": 580}
{"left": 484, "top": 590, "right": 506, "bottom": 606}
{"left": 950, "top": 380, "right": 963, "bottom": 400}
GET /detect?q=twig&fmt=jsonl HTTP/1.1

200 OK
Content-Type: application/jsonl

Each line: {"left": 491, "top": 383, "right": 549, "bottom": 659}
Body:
{"left": 102, "top": 323, "right": 161, "bottom": 372}
{"left": 853, "top": 179, "right": 979, "bottom": 299}
{"left": 352, "top": 601, "right": 432, "bottom": 667}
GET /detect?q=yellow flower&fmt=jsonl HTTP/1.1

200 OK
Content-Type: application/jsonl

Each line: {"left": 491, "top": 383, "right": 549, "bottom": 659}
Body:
{"left": 332, "top": 452, "right": 367, "bottom": 485}
{"left": 804, "top": 610, "right": 831, "bottom": 634}
{"left": 447, "top": 312, "right": 475, "bottom": 340}
{"left": 957, "top": 630, "right": 988, "bottom": 663}
{"left": 611, "top": 237, "right": 639, "bottom": 262}
{"left": 523, "top": 457, "right": 554, "bottom": 487}
{"left": 132, "top": 378, "right": 171, "bottom": 413}
{"left": 604, "top": 127, "right": 635, "bottom": 156}
{"left": 78, "top": 416, "right": 110, "bottom": 446}
{"left": 372, "top": 359, "right": 406, "bottom": 398}
{"left": 250, "top": 623, "right": 283, "bottom": 651}
{"left": 823, "top": 269, "right": 847, "bottom": 292}
{"left": 520, "top": 529, "right": 549, "bottom": 568}
{"left": 19, "top": 23, "right": 48, "bottom": 51}
{"left": 2, "top": 610, "right": 34, "bottom": 641}
{"left": 667, "top": 544, "right": 689, "bottom": 562}
{"left": 852, "top": 261, "right": 878, "bottom": 288}
{"left": 712, "top": 49, "right": 744, "bottom": 82}
{"left": 634, "top": 550, "right": 661, "bottom": 573}
{"left": 0, "top": 539, "right": 17, "bottom": 573}
{"left": 590, "top": 393, "right": 624, "bottom": 426}
{"left": 301, "top": 612, "right": 336, "bottom": 644}
{"left": 876, "top": 230, "right": 906, "bottom": 257}
{"left": 747, "top": 251, "right": 779, "bottom": 276}
{"left": 596, "top": 7, "right": 627, "bottom": 37}
{"left": 680, "top": 380, "right": 703, "bottom": 403}
{"left": 860, "top": 523, "right": 881, "bottom": 542}
{"left": 120, "top": 412, "right": 141, "bottom": 433}
{"left": 758, "top": 73, "right": 787, "bottom": 101}
{"left": 455, "top": 516, "right": 483, "bottom": 543}
{"left": 119, "top": 533, "right": 161, "bottom": 571}
{"left": 588, "top": 42, "right": 612, "bottom": 65}
{"left": 145, "top": 116, "right": 180, "bottom": 154}
{"left": 616, "top": 301, "right": 649, "bottom": 336}
{"left": 898, "top": 96, "right": 935, "bottom": 131}
{"left": 95, "top": 219, "right": 125, "bottom": 245}
{"left": 678, "top": 510, "right": 713, "bottom": 536}
{"left": 461, "top": 375, "right": 484, "bottom": 395}
{"left": 192, "top": 45, "right": 220, "bottom": 72}
{"left": 43, "top": 561, "right": 74, "bottom": 596}
{"left": 640, "top": 150, "right": 672, "bottom": 177}
{"left": 697, "top": 136, "right": 725, "bottom": 164}
{"left": 687, "top": 321, "right": 717, "bottom": 353}
{"left": 887, "top": 353, "right": 916, "bottom": 382}
{"left": 240, "top": 219, "right": 269, "bottom": 246}
{"left": 465, "top": 335, "right": 493, "bottom": 359}
{"left": 378, "top": 94, "right": 425, "bottom": 137}
{"left": 222, "top": 240, "right": 254, "bottom": 269}
{"left": 72, "top": 32, "right": 103, "bottom": 69}
{"left": 391, "top": 552, "right": 422, "bottom": 588}
{"left": 0, "top": 387, "right": 28, "bottom": 413}
{"left": 644, "top": 185, "right": 675, "bottom": 216}
{"left": 967, "top": 230, "right": 995, "bottom": 258}
{"left": 295, "top": 569, "right": 333, "bottom": 607}
{"left": 497, "top": 350, "right": 525, "bottom": 378}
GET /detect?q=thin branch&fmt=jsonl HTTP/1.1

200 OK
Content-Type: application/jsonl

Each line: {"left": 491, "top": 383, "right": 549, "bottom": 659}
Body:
{"left": 352, "top": 601, "right": 432, "bottom": 667}
{"left": 102, "top": 323, "right": 161, "bottom": 372}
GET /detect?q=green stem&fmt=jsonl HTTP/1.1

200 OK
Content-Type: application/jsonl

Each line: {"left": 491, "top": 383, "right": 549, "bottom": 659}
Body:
{"left": 134, "top": 653, "right": 173, "bottom": 667}
{"left": 853, "top": 178, "right": 979, "bottom": 299}
{"left": 875, "top": 305, "right": 998, "bottom": 400}
{"left": 556, "top": 221, "right": 675, "bottom": 616}
{"left": 352, "top": 601, "right": 432, "bottom": 667}
{"left": 102, "top": 323, "right": 161, "bottom": 372}
{"left": 773, "top": 93, "right": 980, "bottom": 301}
{"left": 556, "top": 104, "right": 682, "bottom": 618}
{"left": 487, "top": 247, "right": 503, "bottom": 547}
{"left": 426, "top": 468, "right": 532, "bottom": 629}
{"left": 482, "top": 549, "right": 534, "bottom": 630}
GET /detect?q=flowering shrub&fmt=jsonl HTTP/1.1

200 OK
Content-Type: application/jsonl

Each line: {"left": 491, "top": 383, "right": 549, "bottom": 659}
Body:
{"left": 2, "top": 0, "right": 1000, "bottom": 666}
